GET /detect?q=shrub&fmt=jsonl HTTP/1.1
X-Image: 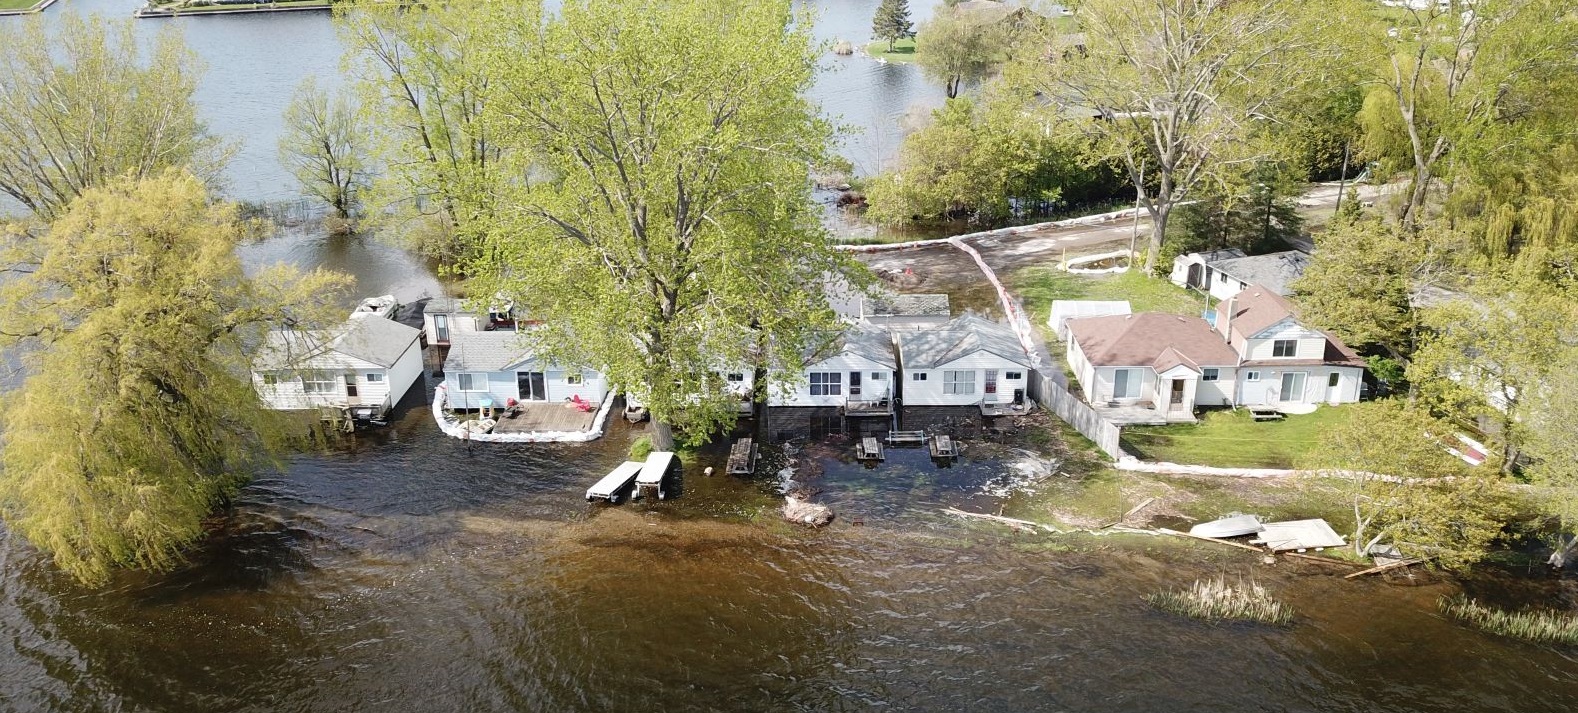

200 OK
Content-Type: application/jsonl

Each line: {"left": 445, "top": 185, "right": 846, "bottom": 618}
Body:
{"left": 1441, "top": 595, "right": 1578, "bottom": 646}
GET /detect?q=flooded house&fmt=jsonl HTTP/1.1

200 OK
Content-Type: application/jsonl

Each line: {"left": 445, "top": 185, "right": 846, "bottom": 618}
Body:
{"left": 252, "top": 303, "right": 424, "bottom": 423}
{"left": 894, "top": 314, "right": 1033, "bottom": 408}
{"left": 768, "top": 323, "right": 897, "bottom": 415}
{"left": 440, "top": 329, "right": 610, "bottom": 413}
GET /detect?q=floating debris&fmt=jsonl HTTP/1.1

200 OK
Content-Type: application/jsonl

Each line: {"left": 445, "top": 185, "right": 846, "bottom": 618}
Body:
{"left": 783, "top": 496, "right": 834, "bottom": 528}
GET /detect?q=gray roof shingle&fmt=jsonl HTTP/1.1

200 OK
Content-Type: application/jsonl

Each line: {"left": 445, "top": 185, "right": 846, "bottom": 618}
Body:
{"left": 897, "top": 314, "right": 1030, "bottom": 369}
{"left": 257, "top": 317, "right": 420, "bottom": 370}
{"left": 443, "top": 330, "right": 540, "bottom": 372}
{"left": 1208, "top": 250, "right": 1310, "bottom": 295}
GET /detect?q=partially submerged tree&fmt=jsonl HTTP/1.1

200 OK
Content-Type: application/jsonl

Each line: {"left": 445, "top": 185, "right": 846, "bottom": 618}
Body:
{"left": 1305, "top": 401, "right": 1510, "bottom": 572}
{"left": 915, "top": 5, "right": 1010, "bottom": 98}
{"left": 470, "top": 0, "right": 849, "bottom": 450}
{"left": 337, "top": 0, "right": 508, "bottom": 265}
{"left": 872, "top": 0, "right": 915, "bottom": 52}
{"left": 0, "top": 172, "right": 351, "bottom": 586}
{"left": 0, "top": 13, "right": 226, "bottom": 219}
{"left": 1027, "top": 0, "right": 1338, "bottom": 272}
{"left": 280, "top": 77, "right": 370, "bottom": 230}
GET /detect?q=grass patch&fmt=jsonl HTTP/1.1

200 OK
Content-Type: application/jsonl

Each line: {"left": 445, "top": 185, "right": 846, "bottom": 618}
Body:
{"left": 0, "top": 0, "right": 45, "bottom": 10}
{"left": 1009, "top": 267, "right": 1205, "bottom": 325}
{"left": 1146, "top": 575, "right": 1293, "bottom": 625}
{"left": 865, "top": 37, "right": 917, "bottom": 63}
{"left": 1441, "top": 595, "right": 1578, "bottom": 646}
{"left": 629, "top": 436, "right": 653, "bottom": 460}
{"left": 1122, "top": 406, "right": 1354, "bottom": 469}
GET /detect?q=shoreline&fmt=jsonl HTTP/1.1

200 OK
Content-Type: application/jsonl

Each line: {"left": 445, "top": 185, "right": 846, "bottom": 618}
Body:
{"left": 0, "top": 0, "right": 59, "bottom": 17}
{"left": 135, "top": 1, "right": 332, "bottom": 19}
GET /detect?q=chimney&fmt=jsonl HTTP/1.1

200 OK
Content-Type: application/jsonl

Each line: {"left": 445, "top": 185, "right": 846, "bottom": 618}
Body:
{"left": 1219, "top": 296, "right": 1235, "bottom": 339}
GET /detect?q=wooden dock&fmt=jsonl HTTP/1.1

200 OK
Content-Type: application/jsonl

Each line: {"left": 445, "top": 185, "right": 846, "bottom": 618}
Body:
{"left": 928, "top": 434, "right": 957, "bottom": 460}
{"left": 886, "top": 430, "right": 926, "bottom": 445}
{"left": 726, "top": 438, "right": 758, "bottom": 475}
{"left": 856, "top": 436, "right": 885, "bottom": 462}
{"left": 841, "top": 399, "right": 893, "bottom": 417}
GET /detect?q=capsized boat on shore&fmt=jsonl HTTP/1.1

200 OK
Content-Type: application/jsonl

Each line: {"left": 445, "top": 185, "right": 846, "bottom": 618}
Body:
{"left": 1188, "top": 514, "right": 1265, "bottom": 539}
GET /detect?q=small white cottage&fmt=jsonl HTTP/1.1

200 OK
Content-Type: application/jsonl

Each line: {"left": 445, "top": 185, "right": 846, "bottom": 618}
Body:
{"left": 253, "top": 316, "right": 424, "bottom": 420}
{"left": 421, "top": 296, "right": 520, "bottom": 346}
{"left": 769, "top": 324, "right": 897, "bottom": 409}
{"left": 896, "top": 314, "right": 1032, "bottom": 407}
{"left": 441, "top": 330, "right": 609, "bottom": 411}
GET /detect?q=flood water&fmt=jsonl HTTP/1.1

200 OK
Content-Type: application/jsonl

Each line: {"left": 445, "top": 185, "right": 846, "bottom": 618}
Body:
{"left": 6, "top": 2, "right": 1578, "bottom": 711}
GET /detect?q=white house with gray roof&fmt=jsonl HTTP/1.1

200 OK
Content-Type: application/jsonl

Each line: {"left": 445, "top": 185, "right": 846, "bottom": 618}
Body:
{"left": 1170, "top": 249, "right": 1312, "bottom": 301}
{"left": 253, "top": 314, "right": 424, "bottom": 420}
{"left": 769, "top": 324, "right": 897, "bottom": 409}
{"left": 896, "top": 314, "right": 1033, "bottom": 407}
{"left": 441, "top": 330, "right": 609, "bottom": 411}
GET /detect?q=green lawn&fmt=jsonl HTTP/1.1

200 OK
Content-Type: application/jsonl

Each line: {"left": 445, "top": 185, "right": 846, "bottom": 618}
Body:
{"left": 0, "top": 0, "right": 45, "bottom": 10}
{"left": 866, "top": 38, "right": 917, "bottom": 63}
{"left": 1120, "top": 406, "right": 1355, "bottom": 469}
{"left": 1010, "top": 266, "right": 1207, "bottom": 324}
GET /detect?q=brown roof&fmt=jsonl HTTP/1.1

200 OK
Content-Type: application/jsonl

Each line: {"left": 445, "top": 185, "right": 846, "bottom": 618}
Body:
{"left": 1067, "top": 313, "right": 1239, "bottom": 368}
{"left": 1219, "top": 284, "right": 1366, "bottom": 368}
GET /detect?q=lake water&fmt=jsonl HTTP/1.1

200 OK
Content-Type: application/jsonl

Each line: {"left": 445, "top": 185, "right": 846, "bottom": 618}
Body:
{"left": 5, "top": 2, "right": 1578, "bottom": 712}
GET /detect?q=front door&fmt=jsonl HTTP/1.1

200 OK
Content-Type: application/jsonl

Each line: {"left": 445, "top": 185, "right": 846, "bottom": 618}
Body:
{"left": 849, "top": 371, "right": 862, "bottom": 398}
{"left": 985, "top": 369, "right": 998, "bottom": 400}
{"left": 344, "top": 373, "right": 358, "bottom": 399}
{"left": 1187, "top": 263, "right": 1202, "bottom": 289}
{"left": 1169, "top": 379, "right": 1185, "bottom": 409}
{"left": 1326, "top": 372, "right": 1342, "bottom": 403}
{"left": 433, "top": 314, "right": 449, "bottom": 342}
{"left": 1280, "top": 372, "right": 1307, "bottom": 403}
{"left": 518, "top": 371, "right": 547, "bottom": 401}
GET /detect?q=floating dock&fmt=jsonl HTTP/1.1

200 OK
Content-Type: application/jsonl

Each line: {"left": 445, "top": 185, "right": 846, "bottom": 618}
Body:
{"left": 856, "top": 436, "right": 884, "bottom": 462}
{"left": 727, "top": 438, "right": 758, "bottom": 475}
{"left": 586, "top": 461, "right": 643, "bottom": 503}
{"left": 636, "top": 451, "right": 677, "bottom": 500}
{"left": 928, "top": 434, "right": 957, "bottom": 460}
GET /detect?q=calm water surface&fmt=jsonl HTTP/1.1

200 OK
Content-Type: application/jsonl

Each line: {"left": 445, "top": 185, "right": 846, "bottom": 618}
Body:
{"left": 5, "top": 2, "right": 1578, "bottom": 712}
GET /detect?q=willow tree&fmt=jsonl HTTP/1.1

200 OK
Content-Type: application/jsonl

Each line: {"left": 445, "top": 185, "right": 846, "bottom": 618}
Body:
{"left": 0, "top": 173, "right": 350, "bottom": 586}
{"left": 1026, "top": 0, "right": 1337, "bottom": 272}
{"left": 470, "top": 0, "right": 848, "bottom": 450}
{"left": 337, "top": 0, "right": 508, "bottom": 265}
{"left": 0, "top": 13, "right": 226, "bottom": 219}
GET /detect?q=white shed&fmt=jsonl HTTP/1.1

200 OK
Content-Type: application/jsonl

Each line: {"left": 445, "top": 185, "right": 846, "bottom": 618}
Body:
{"left": 253, "top": 316, "right": 424, "bottom": 420}
{"left": 1048, "top": 300, "right": 1131, "bottom": 339}
{"left": 896, "top": 314, "right": 1033, "bottom": 406}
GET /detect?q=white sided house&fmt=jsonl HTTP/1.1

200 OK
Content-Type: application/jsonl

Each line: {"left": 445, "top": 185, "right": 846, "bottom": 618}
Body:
{"left": 769, "top": 325, "right": 897, "bottom": 411}
{"left": 1064, "top": 284, "right": 1365, "bottom": 423}
{"left": 441, "top": 330, "right": 609, "bottom": 411}
{"left": 1169, "top": 249, "right": 1310, "bottom": 301}
{"left": 253, "top": 315, "right": 424, "bottom": 421}
{"left": 896, "top": 314, "right": 1032, "bottom": 407}
{"left": 421, "top": 296, "right": 521, "bottom": 347}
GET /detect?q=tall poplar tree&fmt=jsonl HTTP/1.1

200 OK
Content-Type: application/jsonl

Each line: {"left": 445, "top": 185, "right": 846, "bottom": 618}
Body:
{"left": 872, "top": 0, "right": 915, "bottom": 52}
{"left": 0, "top": 173, "right": 350, "bottom": 586}
{"left": 470, "top": 0, "right": 850, "bottom": 450}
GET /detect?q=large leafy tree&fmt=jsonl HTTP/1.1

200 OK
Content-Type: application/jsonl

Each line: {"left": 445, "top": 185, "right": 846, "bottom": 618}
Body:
{"left": 1304, "top": 401, "right": 1510, "bottom": 572}
{"left": 915, "top": 4, "right": 1010, "bottom": 99}
{"left": 280, "top": 77, "right": 370, "bottom": 228}
{"left": 337, "top": 0, "right": 508, "bottom": 265}
{"left": 1025, "top": 0, "right": 1338, "bottom": 272}
{"left": 469, "top": 0, "right": 849, "bottom": 450}
{"left": 872, "top": 0, "right": 915, "bottom": 52}
{"left": 0, "top": 173, "right": 350, "bottom": 585}
{"left": 0, "top": 13, "right": 226, "bottom": 219}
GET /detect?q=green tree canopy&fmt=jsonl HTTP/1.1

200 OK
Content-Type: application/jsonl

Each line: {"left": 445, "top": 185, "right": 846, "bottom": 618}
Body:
{"left": 467, "top": 0, "right": 851, "bottom": 450}
{"left": 0, "top": 172, "right": 351, "bottom": 586}
{"left": 1292, "top": 217, "right": 1441, "bottom": 365}
{"left": 0, "top": 13, "right": 226, "bottom": 219}
{"left": 915, "top": 5, "right": 1010, "bottom": 98}
{"left": 872, "top": 0, "right": 915, "bottom": 52}
{"left": 280, "top": 76, "right": 370, "bottom": 228}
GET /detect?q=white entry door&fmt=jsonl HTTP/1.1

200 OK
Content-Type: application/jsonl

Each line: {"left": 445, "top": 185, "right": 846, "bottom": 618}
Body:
{"left": 1279, "top": 372, "right": 1307, "bottom": 403}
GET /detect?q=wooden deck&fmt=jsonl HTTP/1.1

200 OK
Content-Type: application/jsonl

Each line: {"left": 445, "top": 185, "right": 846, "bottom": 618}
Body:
{"left": 979, "top": 401, "right": 1033, "bottom": 417}
{"left": 489, "top": 401, "right": 601, "bottom": 433}
{"left": 841, "top": 399, "right": 893, "bottom": 417}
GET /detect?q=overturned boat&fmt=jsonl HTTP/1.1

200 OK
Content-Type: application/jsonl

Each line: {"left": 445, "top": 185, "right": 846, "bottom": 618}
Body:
{"left": 1188, "top": 514, "right": 1265, "bottom": 539}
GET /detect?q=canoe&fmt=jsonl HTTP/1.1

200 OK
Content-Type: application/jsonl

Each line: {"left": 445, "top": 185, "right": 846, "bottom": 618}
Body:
{"left": 1188, "top": 514, "right": 1264, "bottom": 539}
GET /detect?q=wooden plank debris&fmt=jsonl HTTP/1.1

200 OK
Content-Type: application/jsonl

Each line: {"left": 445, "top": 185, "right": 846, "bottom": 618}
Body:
{"left": 1345, "top": 557, "right": 1428, "bottom": 579}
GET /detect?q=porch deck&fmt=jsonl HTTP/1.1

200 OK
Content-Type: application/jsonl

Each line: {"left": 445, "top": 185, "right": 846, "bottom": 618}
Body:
{"left": 841, "top": 399, "right": 894, "bottom": 417}
{"left": 489, "top": 401, "right": 602, "bottom": 434}
{"left": 979, "top": 401, "right": 1032, "bottom": 417}
{"left": 1095, "top": 403, "right": 1197, "bottom": 426}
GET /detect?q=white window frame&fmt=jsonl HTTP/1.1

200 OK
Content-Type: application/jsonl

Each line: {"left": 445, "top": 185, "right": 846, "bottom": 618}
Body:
{"left": 870, "top": 372, "right": 886, "bottom": 381}
{"left": 943, "top": 370, "right": 976, "bottom": 396}
{"left": 1005, "top": 371, "right": 1022, "bottom": 380}
{"left": 365, "top": 372, "right": 384, "bottom": 383}
{"left": 1245, "top": 370, "right": 1261, "bottom": 382}
{"left": 456, "top": 373, "right": 487, "bottom": 392}
{"left": 1272, "top": 339, "right": 1297, "bottom": 357}
{"left": 1112, "top": 368, "right": 1141, "bottom": 399}
{"left": 911, "top": 372, "right": 928, "bottom": 381}
{"left": 566, "top": 371, "right": 584, "bottom": 385}
{"left": 1280, "top": 372, "right": 1308, "bottom": 402}
{"left": 261, "top": 373, "right": 279, "bottom": 386}
{"left": 1201, "top": 368, "right": 1219, "bottom": 382}
{"left": 726, "top": 372, "right": 745, "bottom": 383}
{"left": 301, "top": 371, "right": 337, "bottom": 394}
{"left": 808, "top": 372, "right": 842, "bottom": 396}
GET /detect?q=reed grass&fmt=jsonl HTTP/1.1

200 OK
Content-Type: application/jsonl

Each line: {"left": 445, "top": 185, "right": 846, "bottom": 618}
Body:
{"left": 1441, "top": 595, "right": 1578, "bottom": 646}
{"left": 1145, "top": 575, "right": 1293, "bottom": 625}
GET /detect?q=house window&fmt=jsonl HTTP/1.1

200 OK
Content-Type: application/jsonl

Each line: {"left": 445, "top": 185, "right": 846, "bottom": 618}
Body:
{"left": 365, "top": 373, "right": 384, "bottom": 383}
{"left": 1245, "top": 371, "right": 1260, "bottom": 382}
{"left": 809, "top": 372, "right": 842, "bottom": 396}
{"left": 870, "top": 372, "right": 886, "bottom": 381}
{"left": 1280, "top": 372, "right": 1308, "bottom": 402}
{"left": 261, "top": 373, "right": 279, "bottom": 386}
{"left": 1113, "top": 368, "right": 1141, "bottom": 399}
{"left": 456, "top": 373, "right": 487, "bottom": 392}
{"left": 1272, "top": 339, "right": 1297, "bottom": 357}
{"left": 1329, "top": 372, "right": 1341, "bottom": 387}
{"left": 1218, "top": 273, "right": 1229, "bottom": 283}
{"left": 912, "top": 372, "right": 928, "bottom": 381}
{"left": 566, "top": 372, "right": 584, "bottom": 385}
{"left": 1201, "top": 368, "right": 1219, "bottom": 382}
{"left": 726, "top": 372, "right": 745, "bottom": 382}
{"left": 943, "top": 370, "right": 975, "bottom": 395}
{"left": 302, "top": 372, "right": 337, "bottom": 394}
{"left": 1005, "top": 371, "right": 1022, "bottom": 380}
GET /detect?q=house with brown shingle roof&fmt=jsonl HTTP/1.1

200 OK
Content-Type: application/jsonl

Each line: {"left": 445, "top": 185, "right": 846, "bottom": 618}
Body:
{"left": 1064, "top": 284, "right": 1365, "bottom": 424}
